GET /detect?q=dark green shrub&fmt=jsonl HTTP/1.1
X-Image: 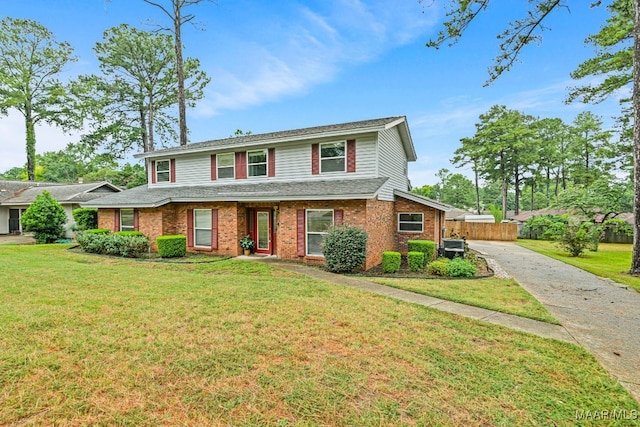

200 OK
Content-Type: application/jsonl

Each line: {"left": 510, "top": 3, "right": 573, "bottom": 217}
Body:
{"left": 382, "top": 251, "right": 401, "bottom": 273}
{"left": 407, "top": 240, "right": 436, "bottom": 266}
{"left": 522, "top": 215, "right": 568, "bottom": 240}
{"left": 323, "top": 226, "right": 368, "bottom": 273}
{"left": 76, "top": 231, "right": 149, "bottom": 258}
{"left": 428, "top": 258, "right": 450, "bottom": 276}
{"left": 446, "top": 257, "right": 477, "bottom": 277}
{"left": 114, "top": 231, "right": 144, "bottom": 237}
{"left": 407, "top": 251, "right": 424, "bottom": 272}
{"left": 20, "top": 191, "right": 67, "bottom": 243}
{"left": 72, "top": 208, "right": 98, "bottom": 231}
{"left": 157, "top": 235, "right": 187, "bottom": 258}
{"left": 558, "top": 223, "right": 591, "bottom": 257}
{"left": 85, "top": 228, "right": 110, "bottom": 235}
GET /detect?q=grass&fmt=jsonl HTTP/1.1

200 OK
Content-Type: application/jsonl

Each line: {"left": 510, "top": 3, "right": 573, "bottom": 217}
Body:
{"left": 516, "top": 240, "right": 640, "bottom": 292}
{"left": 370, "top": 277, "right": 559, "bottom": 324}
{"left": 0, "top": 245, "right": 637, "bottom": 426}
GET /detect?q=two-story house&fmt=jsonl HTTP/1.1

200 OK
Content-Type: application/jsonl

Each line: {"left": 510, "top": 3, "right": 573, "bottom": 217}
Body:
{"left": 83, "top": 116, "right": 449, "bottom": 269}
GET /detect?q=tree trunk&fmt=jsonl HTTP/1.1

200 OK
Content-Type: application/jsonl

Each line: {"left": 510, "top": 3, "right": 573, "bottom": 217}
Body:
{"left": 514, "top": 168, "right": 520, "bottom": 216}
{"left": 147, "top": 95, "right": 155, "bottom": 152}
{"left": 25, "top": 109, "right": 36, "bottom": 181}
{"left": 501, "top": 178, "right": 508, "bottom": 221}
{"left": 174, "top": 3, "right": 187, "bottom": 146}
{"left": 631, "top": 0, "right": 640, "bottom": 274}
{"left": 474, "top": 165, "right": 481, "bottom": 215}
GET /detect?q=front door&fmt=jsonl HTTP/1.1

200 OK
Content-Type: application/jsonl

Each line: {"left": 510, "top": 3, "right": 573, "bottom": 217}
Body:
{"left": 254, "top": 210, "right": 272, "bottom": 254}
{"left": 9, "top": 209, "right": 20, "bottom": 233}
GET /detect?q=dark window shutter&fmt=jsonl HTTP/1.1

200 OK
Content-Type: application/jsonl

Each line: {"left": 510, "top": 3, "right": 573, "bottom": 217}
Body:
{"left": 311, "top": 144, "right": 319, "bottom": 175}
{"left": 334, "top": 209, "right": 343, "bottom": 226}
{"left": 235, "top": 152, "right": 247, "bottom": 179}
{"left": 151, "top": 160, "right": 156, "bottom": 184}
{"left": 346, "top": 139, "right": 356, "bottom": 173}
{"left": 187, "top": 209, "right": 194, "bottom": 247}
{"left": 268, "top": 148, "right": 276, "bottom": 177}
{"left": 114, "top": 209, "right": 121, "bottom": 232}
{"left": 211, "top": 209, "right": 218, "bottom": 250}
{"left": 296, "top": 209, "right": 306, "bottom": 256}
{"left": 211, "top": 154, "right": 217, "bottom": 180}
{"left": 133, "top": 209, "right": 139, "bottom": 231}
{"left": 170, "top": 159, "right": 176, "bottom": 182}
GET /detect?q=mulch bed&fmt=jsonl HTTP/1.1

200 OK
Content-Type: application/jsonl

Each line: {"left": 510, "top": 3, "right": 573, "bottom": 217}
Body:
{"left": 359, "top": 252, "right": 492, "bottom": 279}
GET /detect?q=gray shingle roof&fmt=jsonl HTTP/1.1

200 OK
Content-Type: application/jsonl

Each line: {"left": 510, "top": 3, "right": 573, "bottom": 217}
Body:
{"left": 82, "top": 178, "right": 389, "bottom": 208}
{"left": 2, "top": 182, "right": 121, "bottom": 205}
{"left": 136, "top": 116, "right": 412, "bottom": 159}
{"left": 394, "top": 189, "right": 451, "bottom": 212}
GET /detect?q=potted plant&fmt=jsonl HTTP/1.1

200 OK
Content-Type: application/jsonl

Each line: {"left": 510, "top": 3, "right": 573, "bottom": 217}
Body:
{"left": 239, "top": 234, "right": 255, "bottom": 255}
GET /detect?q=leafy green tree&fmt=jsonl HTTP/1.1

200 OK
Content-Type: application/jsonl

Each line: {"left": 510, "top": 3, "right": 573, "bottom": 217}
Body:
{"left": 555, "top": 176, "right": 633, "bottom": 223}
{"left": 433, "top": 168, "right": 476, "bottom": 208}
{"left": 453, "top": 137, "right": 483, "bottom": 213}
{"left": 411, "top": 184, "right": 437, "bottom": 199}
{"left": 0, "top": 18, "right": 80, "bottom": 181}
{"left": 20, "top": 191, "right": 67, "bottom": 243}
{"left": 0, "top": 167, "right": 24, "bottom": 180}
{"left": 567, "top": 112, "right": 612, "bottom": 187}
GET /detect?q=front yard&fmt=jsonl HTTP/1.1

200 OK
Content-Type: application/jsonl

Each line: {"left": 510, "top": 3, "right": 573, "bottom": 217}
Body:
{"left": 0, "top": 245, "right": 636, "bottom": 425}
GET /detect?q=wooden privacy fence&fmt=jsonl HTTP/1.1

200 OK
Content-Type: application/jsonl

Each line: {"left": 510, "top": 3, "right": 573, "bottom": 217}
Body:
{"left": 445, "top": 221, "right": 518, "bottom": 241}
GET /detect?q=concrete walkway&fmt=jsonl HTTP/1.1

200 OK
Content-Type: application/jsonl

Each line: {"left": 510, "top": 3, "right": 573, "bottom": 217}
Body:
{"left": 468, "top": 240, "right": 640, "bottom": 403}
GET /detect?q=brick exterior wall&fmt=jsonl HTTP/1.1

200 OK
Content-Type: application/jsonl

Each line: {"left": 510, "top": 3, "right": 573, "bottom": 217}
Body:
{"left": 393, "top": 196, "right": 444, "bottom": 256}
{"left": 364, "top": 198, "right": 395, "bottom": 269}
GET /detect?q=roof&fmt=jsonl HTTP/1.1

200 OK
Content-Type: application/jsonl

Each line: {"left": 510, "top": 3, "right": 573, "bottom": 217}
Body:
{"left": 136, "top": 116, "right": 417, "bottom": 162}
{"left": 0, "top": 180, "right": 62, "bottom": 202}
{"left": 393, "top": 189, "right": 451, "bottom": 212}
{"left": 1, "top": 182, "right": 122, "bottom": 206}
{"left": 82, "top": 178, "right": 390, "bottom": 208}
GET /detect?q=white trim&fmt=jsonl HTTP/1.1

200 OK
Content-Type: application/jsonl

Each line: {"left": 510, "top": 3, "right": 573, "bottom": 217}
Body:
{"left": 319, "top": 141, "right": 346, "bottom": 174}
{"left": 156, "top": 159, "right": 171, "bottom": 182}
{"left": 398, "top": 212, "right": 424, "bottom": 233}
{"left": 120, "top": 208, "right": 135, "bottom": 231}
{"left": 247, "top": 149, "right": 268, "bottom": 177}
{"left": 305, "top": 209, "right": 334, "bottom": 257}
{"left": 193, "top": 208, "right": 212, "bottom": 248}
{"left": 216, "top": 152, "right": 235, "bottom": 180}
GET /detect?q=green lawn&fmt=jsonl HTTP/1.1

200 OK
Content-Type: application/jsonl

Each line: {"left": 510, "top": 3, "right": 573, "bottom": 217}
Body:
{"left": 0, "top": 245, "right": 636, "bottom": 426}
{"left": 517, "top": 240, "right": 640, "bottom": 292}
{"left": 370, "top": 277, "right": 559, "bottom": 324}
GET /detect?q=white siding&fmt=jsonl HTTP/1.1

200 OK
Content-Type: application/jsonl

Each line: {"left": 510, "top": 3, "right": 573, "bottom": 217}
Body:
{"left": 377, "top": 127, "right": 410, "bottom": 201}
{"left": 0, "top": 207, "right": 8, "bottom": 234}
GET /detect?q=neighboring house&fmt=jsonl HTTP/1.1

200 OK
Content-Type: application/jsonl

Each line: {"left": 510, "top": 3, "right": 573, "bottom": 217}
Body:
{"left": 0, "top": 181, "right": 122, "bottom": 237}
{"left": 83, "top": 116, "right": 450, "bottom": 269}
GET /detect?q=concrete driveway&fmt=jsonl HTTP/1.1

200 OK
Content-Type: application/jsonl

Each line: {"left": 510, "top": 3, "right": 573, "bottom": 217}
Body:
{"left": 469, "top": 240, "right": 640, "bottom": 403}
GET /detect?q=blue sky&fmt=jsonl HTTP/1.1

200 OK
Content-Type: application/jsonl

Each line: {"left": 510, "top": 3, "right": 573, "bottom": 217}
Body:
{"left": 0, "top": 0, "right": 624, "bottom": 185}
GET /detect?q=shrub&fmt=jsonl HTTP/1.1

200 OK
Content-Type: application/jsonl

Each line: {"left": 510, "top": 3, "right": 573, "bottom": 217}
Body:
{"left": 382, "top": 251, "right": 401, "bottom": 273}
{"left": 446, "top": 257, "right": 477, "bottom": 277}
{"left": 76, "top": 231, "right": 149, "bottom": 258}
{"left": 114, "top": 231, "right": 144, "bottom": 237}
{"left": 428, "top": 258, "right": 450, "bottom": 276}
{"left": 407, "top": 251, "right": 424, "bottom": 272}
{"left": 72, "top": 208, "right": 98, "bottom": 231}
{"left": 157, "top": 235, "right": 187, "bottom": 258}
{"left": 558, "top": 223, "right": 591, "bottom": 257}
{"left": 84, "top": 228, "right": 111, "bottom": 235}
{"left": 323, "top": 226, "right": 368, "bottom": 273}
{"left": 407, "top": 240, "right": 436, "bottom": 266}
{"left": 20, "top": 191, "right": 67, "bottom": 243}
{"left": 522, "top": 215, "right": 568, "bottom": 240}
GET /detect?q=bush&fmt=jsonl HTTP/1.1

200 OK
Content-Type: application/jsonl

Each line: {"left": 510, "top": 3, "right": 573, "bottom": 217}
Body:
{"left": 446, "top": 257, "right": 477, "bottom": 277}
{"left": 72, "top": 208, "right": 98, "bottom": 231}
{"left": 407, "top": 251, "right": 424, "bottom": 272}
{"left": 428, "top": 258, "right": 450, "bottom": 276}
{"left": 157, "top": 235, "right": 187, "bottom": 258}
{"left": 114, "top": 231, "right": 144, "bottom": 237}
{"left": 323, "top": 226, "right": 368, "bottom": 273}
{"left": 20, "top": 191, "right": 67, "bottom": 243}
{"left": 76, "top": 231, "right": 149, "bottom": 258}
{"left": 558, "top": 223, "right": 591, "bottom": 257}
{"left": 522, "top": 215, "right": 568, "bottom": 240}
{"left": 382, "top": 251, "right": 401, "bottom": 273}
{"left": 84, "top": 228, "right": 111, "bottom": 235}
{"left": 407, "top": 240, "right": 436, "bottom": 266}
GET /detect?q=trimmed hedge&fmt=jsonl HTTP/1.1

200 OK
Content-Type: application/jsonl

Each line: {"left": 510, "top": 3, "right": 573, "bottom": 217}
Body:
{"left": 323, "top": 226, "right": 368, "bottom": 273}
{"left": 382, "top": 251, "right": 401, "bottom": 273}
{"left": 407, "top": 251, "right": 424, "bottom": 272}
{"left": 157, "top": 235, "right": 187, "bottom": 258}
{"left": 114, "top": 231, "right": 144, "bottom": 237}
{"left": 84, "top": 228, "right": 110, "bottom": 235}
{"left": 76, "top": 231, "right": 149, "bottom": 258}
{"left": 72, "top": 208, "right": 98, "bottom": 231}
{"left": 407, "top": 240, "right": 436, "bottom": 267}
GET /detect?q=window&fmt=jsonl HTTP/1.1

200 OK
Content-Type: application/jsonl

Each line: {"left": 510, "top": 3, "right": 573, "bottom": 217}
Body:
{"left": 217, "top": 153, "right": 235, "bottom": 179}
{"left": 320, "top": 141, "right": 345, "bottom": 173}
{"left": 398, "top": 213, "right": 424, "bottom": 232}
{"left": 194, "top": 209, "right": 212, "bottom": 247}
{"left": 306, "top": 209, "right": 334, "bottom": 256}
{"left": 248, "top": 150, "right": 267, "bottom": 177}
{"left": 156, "top": 160, "right": 170, "bottom": 182}
{"left": 120, "top": 208, "right": 135, "bottom": 231}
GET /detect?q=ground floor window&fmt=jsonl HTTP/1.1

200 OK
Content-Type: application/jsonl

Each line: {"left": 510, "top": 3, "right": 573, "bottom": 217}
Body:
{"left": 120, "top": 208, "right": 135, "bottom": 231}
{"left": 306, "top": 209, "right": 334, "bottom": 256}
{"left": 194, "top": 209, "right": 212, "bottom": 247}
{"left": 398, "top": 212, "right": 423, "bottom": 232}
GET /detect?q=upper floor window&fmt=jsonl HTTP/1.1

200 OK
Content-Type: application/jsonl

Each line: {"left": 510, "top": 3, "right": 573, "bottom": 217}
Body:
{"left": 248, "top": 150, "right": 267, "bottom": 177}
{"left": 156, "top": 160, "right": 170, "bottom": 182}
{"left": 320, "top": 142, "right": 345, "bottom": 173}
{"left": 398, "top": 213, "right": 424, "bottom": 232}
{"left": 217, "top": 153, "right": 235, "bottom": 179}
{"left": 120, "top": 208, "right": 135, "bottom": 231}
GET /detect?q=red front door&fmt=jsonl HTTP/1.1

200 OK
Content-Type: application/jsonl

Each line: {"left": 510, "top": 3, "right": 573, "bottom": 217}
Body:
{"left": 254, "top": 210, "right": 272, "bottom": 254}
